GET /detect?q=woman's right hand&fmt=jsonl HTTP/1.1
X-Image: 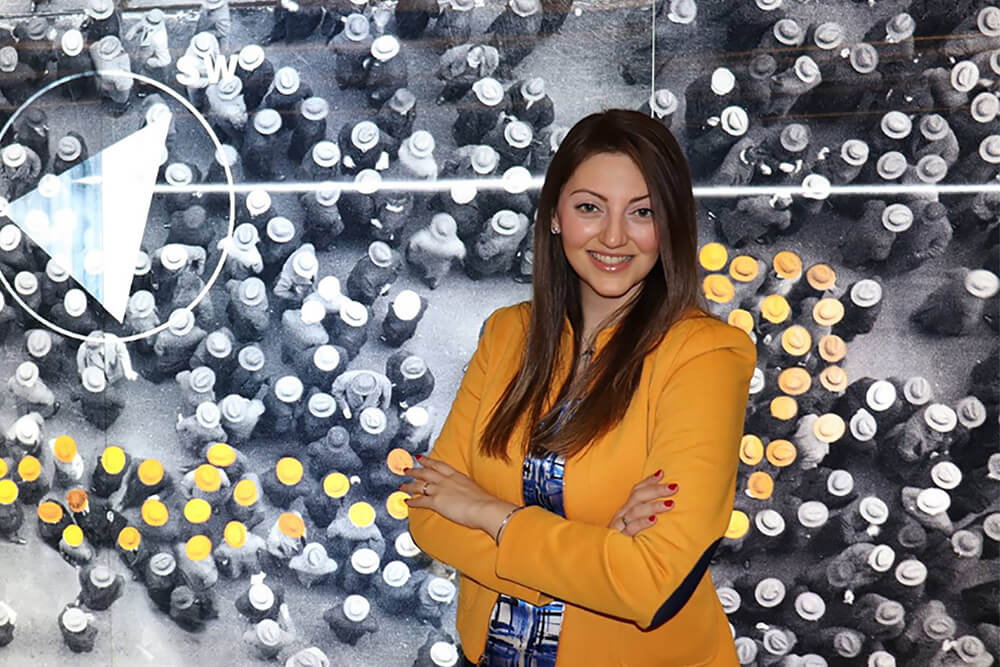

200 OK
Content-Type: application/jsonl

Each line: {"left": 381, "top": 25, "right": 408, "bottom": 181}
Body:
{"left": 607, "top": 470, "right": 678, "bottom": 537}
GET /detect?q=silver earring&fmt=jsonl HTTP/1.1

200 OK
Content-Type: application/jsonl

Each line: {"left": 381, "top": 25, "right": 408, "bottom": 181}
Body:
{"left": 550, "top": 226, "right": 559, "bottom": 234}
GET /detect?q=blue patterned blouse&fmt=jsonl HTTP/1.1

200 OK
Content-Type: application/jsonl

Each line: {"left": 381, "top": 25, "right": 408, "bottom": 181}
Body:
{"left": 482, "top": 400, "right": 577, "bottom": 666}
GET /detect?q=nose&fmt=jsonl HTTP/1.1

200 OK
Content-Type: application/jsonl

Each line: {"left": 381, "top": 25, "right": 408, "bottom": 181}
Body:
{"left": 599, "top": 209, "right": 628, "bottom": 249}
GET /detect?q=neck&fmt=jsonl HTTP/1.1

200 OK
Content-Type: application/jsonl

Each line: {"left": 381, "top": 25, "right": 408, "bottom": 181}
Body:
{"left": 578, "top": 280, "right": 641, "bottom": 347}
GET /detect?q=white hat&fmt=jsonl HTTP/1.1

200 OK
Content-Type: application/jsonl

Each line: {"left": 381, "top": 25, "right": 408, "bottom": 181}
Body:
{"left": 256, "top": 619, "right": 281, "bottom": 646}
{"left": 371, "top": 35, "right": 400, "bottom": 61}
{"left": 979, "top": 6, "right": 1000, "bottom": 36}
{"left": 249, "top": 583, "right": 275, "bottom": 611}
{"left": 343, "top": 594, "right": 371, "bottom": 621}
{"left": 316, "top": 181, "right": 341, "bottom": 205}
{"left": 340, "top": 300, "right": 368, "bottom": 327}
{"left": 773, "top": 18, "right": 803, "bottom": 45}
{"left": 491, "top": 210, "right": 521, "bottom": 236}
{"left": 2, "top": 144, "right": 26, "bottom": 168}
{"left": 359, "top": 406, "right": 386, "bottom": 433}
{"left": 368, "top": 241, "right": 393, "bottom": 268}
{"left": 275, "top": 67, "right": 301, "bottom": 94}
{"left": 355, "top": 169, "right": 381, "bottom": 195}
{"left": 923, "top": 403, "right": 957, "bottom": 433}
{"left": 720, "top": 106, "right": 749, "bottom": 136}
{"left": 317, "top": 275, "right": 340, "bottom": 300}
{"left": 253, "top": 109, "right": 282, "bottom": 136}
{"left": 965, "top": 269, "right": 999, "bottom": 299}
{"left": 916, "top": 487, "right": 950, "bottom": 515}
{"left": 191, "top": 32, "right": 218, "bottom": 57}
{"left": 801, "top": 174, "right": 830, "bottom": 200}
{"left": 979, "top": 135, "right": 1000, "bottom": 164}
{"left": 812, "top": 21, "right": 843, "bottom": 50}
{"left": 61, "top": 29, "right": 84, "bottom": 56}
{"left": 667, "top": 0, "right": 696, "bottom": 24}
{"left": 840, "top": 139, "right": 869, "bottom": 166}
{"left": 886, "top": 12, "right": 915, "bottom": 41}
{"left": 401, "top": 355, "right": 426, "bottom": 380}
{"left": 313, "top": 345, "right": 340, "bottom": 371}
{"left": 915, "top": 154, "right": 947, "bottom": 183}
{"left": 501, "top": 165, "right": 532, "bottom": 194}
{"left": 196, "top": 401, "right": 221, "bottom": 428}
{"left": 64, "top": 288, "right": 87, "bottom": 316}
{"left": 650, "top": 88, "right": 678, "bottom": 116}
{"left": 867, "top": 544, "right": 896, "bottom": 572}
{"left": 351, "top": 121, "right": 380, "bottom": 151}
{"left": 391, "top": 290, "right": 421, "bottom": 320}
{"left": 168, "top": 308, "right": 195, "bottom": 336}
{"left": 14, "top": 271, "right": 38, "bottom": 295}
{"left": 343, "top": 13, "right": 370, "bottom": 41}
{"left": 62, "top": 607, "right": 89, "bottom": 632}
{"left": 504, "top": 121, "right": 533, "bottom": 148}
{"left": 881, "top": 203, "right": 913, "bottom": 232}
{"left": 427, "top": 576, "right": 456, "bottom": 603}
{"left": 301, "top": 300, "right": 326, "bottom": 324}
{"left": 301, "top": 97, "right": 330, "bottom": 122}
{"left": 275, "top": 376, "right": 304, "bottom": 403}
{"left": 951, "top": 60, "right": 980, "bottom": 92}
{"left": 472, "top": 78, "right": 504, "bottom": 106}
{"left": 430, "top": 642, "right": 459, "bottom": 667}
{"left": 308, "top": 392, "right": 336, "bottom": 418}
{"left": 266, "top": 216, "right": 295, "bottom": 243}
{"left": 160, "top": 244, "right": 188, "bottom": 271}
{"left": 238, "top": 344, "right": 265, "bottom": 371}
{"left": 875, "top": 151, "right": 907, "bottom": 180}
{"left": 238, "top": 44, "right": 265, "bottom": 71}
{"left": 381, "top": 560, "right": 410, "bottom": 586}
{"left": 82, "top": 366, "right": 107, "bottom": 392}
{"left": 394, "top": 530, "right": 420, "bottom": 558}
{"left": 919, "top": 114, "right": 949, "bottom": 141}
{"left": 880, "top": 111, "right": 912, "bottom": 140}
{"left": 406, "top": 130, "right": 435, "bottom": 159}
{"left": 165, "top": 162, "right": 193, "bottom": 185}
{"left": 233, "top": 223, "right": 259, "bottom": 248}
{"left": 292, "top": 250, "right": 318, "bottom": 278}
{"left": 403, "top": 405, "right": 429, "bottom": 426}
{"left": 850, "top": 279, "right": 882, "bottom": 308}
{"left": 509, "top": 0, "right": 540, "bottom": 17}
{"left": 216, "top": 76, "right": 243, "bottom": 101}
{"left": 970, "top": 91, "right": 1000, "bottom": 123}
{"left": 89, "top": 565, "right": 116, "bottom": 588}
{"left": 521, "top": 77, "right": 545, "bottom": 102}
{"left": 86, "top": 0, "right": 114, "bottom": 19}
{"left": 0, "top": 224, "right": 21, "bottom": 251}
{"left": 710, "top": 67, "right": 735, "bottom": 96}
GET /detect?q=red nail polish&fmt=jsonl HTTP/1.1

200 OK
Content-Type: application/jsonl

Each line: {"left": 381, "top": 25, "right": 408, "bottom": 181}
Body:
{"left": 402, "top": 467, "right": 410, "bottom": 473}
{"left": 415, "top": 454, "right": 423, "bottom": 461}
{"left": 654, "top": 469, "right": 662, "bottom": 477}
{"left": 648, "top": 515, "right": 656, "bottom": 522}
{"left": 667, "top": 483, "right": 678, "bottom": 491}
{"left": 663, "top": 500, "right": 674, "bottom": 508}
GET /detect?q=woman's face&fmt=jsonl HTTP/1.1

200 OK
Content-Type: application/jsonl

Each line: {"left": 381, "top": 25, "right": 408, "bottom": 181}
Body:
{"left": 552, "top": 152, "right": 661, "bottom": 310}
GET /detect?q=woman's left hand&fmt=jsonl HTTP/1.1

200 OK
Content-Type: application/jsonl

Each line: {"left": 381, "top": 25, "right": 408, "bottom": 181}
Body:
{"left": 400, "top": 456, "right": 501, "bottom": 530}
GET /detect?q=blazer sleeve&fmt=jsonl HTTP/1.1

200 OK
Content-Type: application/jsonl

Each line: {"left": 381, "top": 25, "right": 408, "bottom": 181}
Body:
{"left": 407, "top": 305, "right": 555, "bottom": 606}
{"left": 492, "top": 321, "right": 756, "bottom": 629}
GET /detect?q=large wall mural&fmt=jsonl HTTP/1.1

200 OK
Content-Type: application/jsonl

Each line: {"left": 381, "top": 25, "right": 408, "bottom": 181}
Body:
{"left": 0, "top": 0, "right": 996, "bottom": 665}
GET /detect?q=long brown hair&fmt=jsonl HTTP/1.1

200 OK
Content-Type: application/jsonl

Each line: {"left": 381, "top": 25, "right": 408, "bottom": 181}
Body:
{"left": 479, "top": 109, "right": 712, "bottom": 463}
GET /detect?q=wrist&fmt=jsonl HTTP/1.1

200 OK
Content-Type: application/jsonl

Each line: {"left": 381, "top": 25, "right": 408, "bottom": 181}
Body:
{"left": 479, "top": 499, "right": 519, "bottom": 541}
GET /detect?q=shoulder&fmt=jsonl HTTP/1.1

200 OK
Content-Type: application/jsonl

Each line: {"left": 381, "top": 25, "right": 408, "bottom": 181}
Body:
{"left": 653, "top": 311, "right": 757, "bottom": 377}
{"left": 481, "top": 300, "right": 531, "bottom": 337}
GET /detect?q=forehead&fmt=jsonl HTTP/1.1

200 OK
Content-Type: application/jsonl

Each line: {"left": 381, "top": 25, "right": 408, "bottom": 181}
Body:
{"left": 563, "top": 152, "right": 648, "bottom": 193}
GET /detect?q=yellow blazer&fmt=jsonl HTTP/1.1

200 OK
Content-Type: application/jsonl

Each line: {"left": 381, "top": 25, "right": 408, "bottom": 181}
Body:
{"left": 407, "top": 300, "right": 757, "bottom": 666}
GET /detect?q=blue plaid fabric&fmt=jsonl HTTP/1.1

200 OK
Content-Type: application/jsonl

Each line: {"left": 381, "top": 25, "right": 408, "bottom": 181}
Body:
{"left": 482, "top": 400, "right": 577, "bottom": 666}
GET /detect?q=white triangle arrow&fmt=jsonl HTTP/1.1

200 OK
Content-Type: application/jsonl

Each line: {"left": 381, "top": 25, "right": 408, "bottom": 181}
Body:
{"left": 5, "top": 113, "right": 171, "bottom": 324}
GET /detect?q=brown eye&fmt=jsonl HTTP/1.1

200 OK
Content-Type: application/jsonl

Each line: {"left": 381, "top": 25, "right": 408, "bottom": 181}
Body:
{"left": 576, "top": 203, "right": 599, "bottom": 213}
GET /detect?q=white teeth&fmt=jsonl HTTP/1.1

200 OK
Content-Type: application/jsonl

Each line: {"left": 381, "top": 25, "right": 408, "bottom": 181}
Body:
{"left": 590, "top": 251, "right": 632, "bottom": 265}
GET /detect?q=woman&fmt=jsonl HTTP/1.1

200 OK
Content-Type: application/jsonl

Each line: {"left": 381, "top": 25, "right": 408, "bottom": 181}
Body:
{"left": 404, "top": 109, "right": 756, "bottom": 666}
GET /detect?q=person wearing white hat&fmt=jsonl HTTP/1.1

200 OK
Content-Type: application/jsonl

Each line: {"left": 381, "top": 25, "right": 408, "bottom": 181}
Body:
{"left": 330, "top": 368, "right": 393, "bottom": 422}
{"left": 883, "top": 200, "right": 952, "bottom": 276}
{"left": 766, "top": 54, "right": 822, "bottom": 117}
{"left": 435, "top": 42, "right": 501, "bottom": 105}
{"left": 152, "top": 309, "right": 208, "bottom": 381}
{"left": 124, "top": 291, "right": 160, "bottom": 352}
{"left": 8, "top": 360, "right": 58, "bottom": 418}
{"left": 298, "top": 140, "right": 342, "bottom": 185}
{"left": 263, "top": 66, "right": 314, "bottom": 129}
{"left": 386, "top": 350, "right": 434, "bottom": 410}
{"left": 406, "top": 213, "right": 467, "bottom": 290}
{"left": 338, "top": 119, "right": 391, "bottom": 175}
{"left": 273, "top": 242, "right": 319, "bottom": 310}
{"left": 242, "top": 107, "right": 287, "bottom": 180}
{"left": 88, "top": 35, "right": 134, "bottom": 115}
{"left": 176, "top": 400, "right": 228, "bottom": 455}
{"left": 243, "top": 612, "right": 297, "bottom": 660}
{"left": 55, "top": 26, "right": 92, "bottom": 100}
{"left": 364, "top": 35, "right": 407, "bottom": 108}
{"left": 219, "top": 223, "right": 265, "bottom": 282}
{"left": 323, "top": 594, "right": 379, "bottom": 647}
{"left": 328, "top": 300, "right": 371, "bottom": 360}
{"left": 0, "top": 142, "right": 42, "bottom": 201}
{"left": 345, "top": 240, "right": 403, "bottom": 306}
{"left": 73, "top": 365, "right": 126, "bottom": 430}
{"left": 453, "top": 77, "right": 509, "bottom": 146}
{"left": 485, "top": 0, "right": 542, "bottom": 78}
{"left": 180, "top": 31, "right": 221, "bottom": 108}
{"left": 378, "top": 289, "right": 427, "bottom": 349}
{"left": 268, "top": 0, "right": 325, "bottom": 45}
{"left": 289, "top": 541, "right": 338, "bottom": 587}
{"left": 287, "top": 97, "right": 331, "bottom": 164}
{"left": 58, "top": 605, "right": 97, "bottom": 653}
{"left": 281, "top": 299, "right": 330, "bottom": 364}
{"left": 682, "top": 66, "right": 742, "bottom": 142}
{"left": 81, "top": 0, "right": 121, "bottom": 43}
{"left": 331, "top": 13, "right": 374, "bottom": 90}
{"left": 205, "top": 75, "right": 248, "bottom": 148}
{"left": 76, "top": 563, "right": 126, "bottom": 611}
{"left": 372, "top": 88, "right": 417, "bottom": 157}
{"left": 397, "top": 129, "right": 438, "bottom": 180}
{"left": 837, "top": 200, "right": 911, "bottom": 271}
{"left": 195, "top": 0, "right": 232, "bottom": 53}
{"left": 911, "top": 268, "right": 998, "bottom": 336}
{"left": 77, "top": 330, "right": 138, "bottom": 385}
{"left": 234, "top": 44, "right": 275, "bottom": 111}
{"left": 465, "top": 209, "right": 529, "bottom": 279}
{"left": 124, "top": 8, "right": 172, "bottom": 95}
{"left": 299, "top": 183, "right": 345, "bottom": 251}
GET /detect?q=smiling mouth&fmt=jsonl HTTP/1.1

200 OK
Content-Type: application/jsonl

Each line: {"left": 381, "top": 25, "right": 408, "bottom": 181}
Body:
{"left": 588, "top": 251, "right": 634, "bottom": 266}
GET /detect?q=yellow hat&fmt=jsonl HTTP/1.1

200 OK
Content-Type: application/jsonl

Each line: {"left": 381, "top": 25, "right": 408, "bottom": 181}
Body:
{"left": 770, "top": 395, "right": 799, "bottom": 421}
{"left": 728, "top": 309, "right": 755, "bottom": 334}
{"left": 0, "top": 458, "right": 6, "bottom": 479}
{"left": 703, "top": 274, "right": 734, "bottom": 303}
{"left": 37, "top": 500, "right": 64, "bottom": 524}
{"left": 725, "top": 510, "right": 750, "bottom": 539}
{"left": 185, "top": 534, "right": 212, "bottom": 561}
{"left": 806, "top": 263, "right": 836, "bottom": 291}
{"left": 820, "top": 365, "right": 848, "bottom": 392}
{"left": 386, "top": 449, "right": 414, "bottom": 476}
{"left": 818, "top": 334, "right": 847, "bottom": 363}
{"left": 0, "top": 479, "right": 18, "bottom": 504}
{"left": 323, "top": 472, "right": 349, "bottom": 498}
{"left": 277, "top": 512, "right": 306, "bottom": 538}
{"left": 760, "top": 294, "right": 791, "bottom": 323}
{"left": 780, "top": 325, "right": 812, "bottom": 356}
{"left": 184, "top": 498, "right": 212, "bottom": 524}
{"left": 194, "top": 464, "right": 221, "bottom": 492}
{"left": 348, "top": 501, "right": 376, "bottom": 528}
{"left": 101, "top": 446, "right": 127, "bottom": 475}
{"left": 739, "top": 434, "right": 764, "bottom": 465}
{"left": 766, "top": 439, "right": 797, "bottom": 467}
{"left": 386, "top": 491, "right": 410, "bottom": 519}
{"left": 224, "top": 521, "right": 247, "bottom": 548}
{"left": 138, "top": 459, "right": 164, "bottom": 486}
{"left": 772, "top": 250, "right": 802, "bottom": 279}
{"left": 233, "top": 479, "right": 258, "bottom": 506}
{"left": 777, "top": 367, "right": 811, "bottom": 395}
{"left": 747, "top": 471, "right": 774, "bottom": 500}
{"left": 62, "top": 524, "right": 84, "bottom": 547}
{"left": 812, "top": 297, "right": 844, "bottom": 327}
{"left": 141, "top": 498, "right": 168, "bottom": 526}
{"left": 117, "top": 526, "right": 141, "bottom": 550}
{"left": 54, "top": 435, "right": 77, "bottom": 463}
{"left": 206, "top": 443, "right": 236, "bottom": 467}
{"left": 65, "top": 488, "right": 88, "bottom": 512}
{"left": 275, "top": 457, "right": 303, "bottom": 486}
{"left": 17, "top": 455, "right": 41, "bottom": 482}
{"left": 699, "top": 242, "right": 728, "bottom": 271}
{"left": 813, "top": 413, "right": 846, "bottom": 443}
{"left": 729, "top": 256, "right": 760, "bottom": 283}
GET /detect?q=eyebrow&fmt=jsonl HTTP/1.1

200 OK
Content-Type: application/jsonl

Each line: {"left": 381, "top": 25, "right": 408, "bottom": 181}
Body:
{"left": 569, "top": 189, "right": 650, "bottom": 203}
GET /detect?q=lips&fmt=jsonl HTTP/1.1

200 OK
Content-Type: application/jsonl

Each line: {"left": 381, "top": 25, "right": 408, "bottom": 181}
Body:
{"left": 588, "top": 251, "right": 634, "bottom": 270}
